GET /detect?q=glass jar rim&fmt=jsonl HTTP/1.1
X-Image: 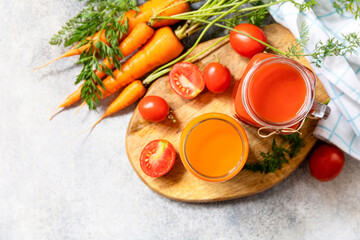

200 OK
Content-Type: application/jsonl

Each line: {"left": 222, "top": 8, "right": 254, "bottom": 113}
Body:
{"left": 241, "top": 56, "right": 316, "bottom": 129}
{"left": 180, "top": 113, "right": 249, "bottom": 182}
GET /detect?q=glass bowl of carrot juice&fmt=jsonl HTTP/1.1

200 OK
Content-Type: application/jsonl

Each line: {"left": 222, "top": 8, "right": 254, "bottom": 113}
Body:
{"left": 180, "top": 113, "right": 249, "bottom": 182}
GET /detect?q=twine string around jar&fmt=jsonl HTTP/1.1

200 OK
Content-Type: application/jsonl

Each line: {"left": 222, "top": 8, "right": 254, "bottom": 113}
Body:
{"left": 257, "top": 117, "right": 307, "bottom": 138}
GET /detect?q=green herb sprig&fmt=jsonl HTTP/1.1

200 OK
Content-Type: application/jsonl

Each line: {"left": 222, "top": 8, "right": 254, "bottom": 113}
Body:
{"left": 333, "top": 0, "right": 360, "bottom": 19}
{"left": 244, "top": 133, "right": 305, "bottom": 173}
{"left": 288, "top": 0, "right": 318, "bottom": 12}
{"left": 285, "top": 22, "right": 310, "bottom": 59}
{"left": 310, "top": 32, "right": 360, "bottom": 67}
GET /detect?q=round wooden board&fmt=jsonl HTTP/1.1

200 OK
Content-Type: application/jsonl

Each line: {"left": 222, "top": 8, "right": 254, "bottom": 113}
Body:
{"left": 125, "top": 24, "right": 329, "bottom": 202}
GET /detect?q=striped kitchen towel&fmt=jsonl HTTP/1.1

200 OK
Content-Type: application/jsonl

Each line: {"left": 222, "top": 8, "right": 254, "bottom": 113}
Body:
{"left": 269, "top": 0, "right": 360, "bottom": 160}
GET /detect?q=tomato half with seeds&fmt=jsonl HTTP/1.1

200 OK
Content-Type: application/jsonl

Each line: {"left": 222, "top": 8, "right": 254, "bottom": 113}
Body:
{"left": 140, "top": 139, "right": 176, "bottom": 177}
{"left": 169, "top": 62, "right": 205, "bottom": 99}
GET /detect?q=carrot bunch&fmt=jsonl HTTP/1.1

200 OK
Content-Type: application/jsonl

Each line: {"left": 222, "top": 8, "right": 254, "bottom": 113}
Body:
{"left": 41, "top": 0, "right": 191, "bottom": 125}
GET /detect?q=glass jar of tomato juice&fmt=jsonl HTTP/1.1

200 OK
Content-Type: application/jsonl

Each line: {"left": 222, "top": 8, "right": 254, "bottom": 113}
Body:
{"left": 233, "top": 53, "right": 330, "bottom": 134}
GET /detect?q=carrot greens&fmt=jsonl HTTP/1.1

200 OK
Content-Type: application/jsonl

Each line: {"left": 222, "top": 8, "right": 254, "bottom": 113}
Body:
{"left": 50, "top": 0, "right": 138, "bottom": 47}
{"left": 50, "top": 0, "right": 139, "bottom": 109}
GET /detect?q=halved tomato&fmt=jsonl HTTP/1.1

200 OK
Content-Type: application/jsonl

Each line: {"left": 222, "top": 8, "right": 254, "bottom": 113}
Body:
{"left": 140, "top": 139, "right": 176, "bottom": 177}
{"left": 169, "top": 62, "right": 205, "bottom": 99}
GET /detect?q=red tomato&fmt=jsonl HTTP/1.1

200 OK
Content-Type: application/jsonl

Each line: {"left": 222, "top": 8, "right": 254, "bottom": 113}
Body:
{"left": 309, "top": 143, "right": 345, "bottom": 182}
{"left": 138, "top": 96, "right": 169, "bottom": 122}
{"left": 169, "top": 62, "right": 205, "bottom": 99}
{"left": 203, "top": 62, "right": 232, "bottom": 93}
{"left": 140, "top": 139, "right": 176, "bottom": 177}
{"left": 230, "top": 23, "right": 267, "bottom": 58}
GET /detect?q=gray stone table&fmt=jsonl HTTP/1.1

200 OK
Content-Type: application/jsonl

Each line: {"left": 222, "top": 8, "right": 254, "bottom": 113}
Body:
{"left": 1, "top": 1, "right": 360, "bottom": 239}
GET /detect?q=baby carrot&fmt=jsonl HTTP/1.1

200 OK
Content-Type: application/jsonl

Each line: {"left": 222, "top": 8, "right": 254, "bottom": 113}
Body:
{"left": 91, "top": 80, "right": 146, "bottom": 128}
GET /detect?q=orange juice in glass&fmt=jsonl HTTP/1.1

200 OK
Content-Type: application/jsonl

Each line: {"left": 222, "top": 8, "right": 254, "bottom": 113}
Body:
{"left": 180, "top": 113, "right": 249, "bottom": 182}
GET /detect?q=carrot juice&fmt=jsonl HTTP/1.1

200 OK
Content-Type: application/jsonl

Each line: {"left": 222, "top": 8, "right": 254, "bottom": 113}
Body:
{"left": 180, "top": 113, "right": 249, "bottom": 182}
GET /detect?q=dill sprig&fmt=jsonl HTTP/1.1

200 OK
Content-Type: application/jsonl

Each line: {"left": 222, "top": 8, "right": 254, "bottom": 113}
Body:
{"left": 244, "top": 133, "right": 305, "bottom": 173}
{"left": 285, "top": 22, "right": 310, "bottom": 59}
{"left": 288, "top": 0, "right": 318, "bottom": 12}
{"left": 310, "top": 32, "right": 360, "bottom": 67}
{"left": 276, "top": 20, "right": 360, "bottom": 68}
{"left": 285, "top": 26, "right": 360, "bottom": 67}
{"left": 333, "top": 0, "right": 360, "bottom": 19}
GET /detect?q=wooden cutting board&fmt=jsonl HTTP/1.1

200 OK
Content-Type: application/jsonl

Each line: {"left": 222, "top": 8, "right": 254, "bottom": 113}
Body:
{"left": 125, "top": 24, "right": 328, "bottom": 202}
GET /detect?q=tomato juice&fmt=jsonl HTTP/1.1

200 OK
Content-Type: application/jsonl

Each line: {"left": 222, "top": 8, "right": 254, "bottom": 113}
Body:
{"left": 180, "top": 113, "right": 249, "bottom": 182}
{"left": 234, "top": 53, "right": 316, "bottom": 129}
{"left": 248, "top": 62, "right": 307, "bottom": 123}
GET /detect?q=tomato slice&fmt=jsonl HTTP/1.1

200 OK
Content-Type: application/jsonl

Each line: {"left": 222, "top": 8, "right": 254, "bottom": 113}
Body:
{"left": 169, "top": 62, "right": 205, "bottom": 99}
{"left": 140, "top": 139, "right": 176, "bottom": 177}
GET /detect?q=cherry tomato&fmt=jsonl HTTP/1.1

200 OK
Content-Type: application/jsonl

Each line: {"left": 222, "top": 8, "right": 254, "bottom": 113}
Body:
{"left": 309, "top": 143, "right": 345, "bottom": 182}
{"left": 140, "top": 139, "right": 176, "bottom": 177}
{"left": 203, "top": 62, "right": 232, "bottom": 93}
{"left": 138, "top": 96, "right": 169, "bottom": 122}
{"left": 169, "top": 62, "right": 205, "bottom": 99}
{"left": 230, "top": 23, "right": 267, "bottom": 58}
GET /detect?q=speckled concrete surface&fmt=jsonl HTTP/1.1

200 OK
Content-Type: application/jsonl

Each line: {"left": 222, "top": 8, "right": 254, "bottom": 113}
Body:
{"left": 1, "top": 1, "right": 360, "bottom": 240}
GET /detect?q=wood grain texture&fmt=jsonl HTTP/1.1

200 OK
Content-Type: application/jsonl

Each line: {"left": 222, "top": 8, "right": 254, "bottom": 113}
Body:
{"left": 125, "top": 24, "right": 329, "bottom": 203}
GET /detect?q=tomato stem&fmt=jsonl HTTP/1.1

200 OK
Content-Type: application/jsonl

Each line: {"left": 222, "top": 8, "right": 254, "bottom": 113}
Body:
{"left": 168, "top": 110, "right": 177, "bottom": 123}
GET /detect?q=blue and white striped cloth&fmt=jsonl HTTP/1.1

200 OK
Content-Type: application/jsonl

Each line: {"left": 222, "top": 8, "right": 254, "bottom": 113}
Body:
{"left": 269, "top": 0, "right": 360, "bottom": 160}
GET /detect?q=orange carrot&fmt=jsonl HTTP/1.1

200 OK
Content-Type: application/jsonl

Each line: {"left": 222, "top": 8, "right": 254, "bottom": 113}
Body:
{"left": 58, "top": 26, "right": 184, "bottom": 109}
{"left": 36, "top": 0, "right": 188, "bottom": 70}
{"left": 95, "top": 22, "right": 155, "bottom": 80}
{"left": 33, "top": 30, "right": 108, "bottom": 70}
{"left": 91, "top": 80, "right": 146, "bottom": 128}
{"left": 125, "top": 0, "right": 185, "bottom": 31}
{"left": 151, "top": 0, "right": 191, "bottom": 28}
